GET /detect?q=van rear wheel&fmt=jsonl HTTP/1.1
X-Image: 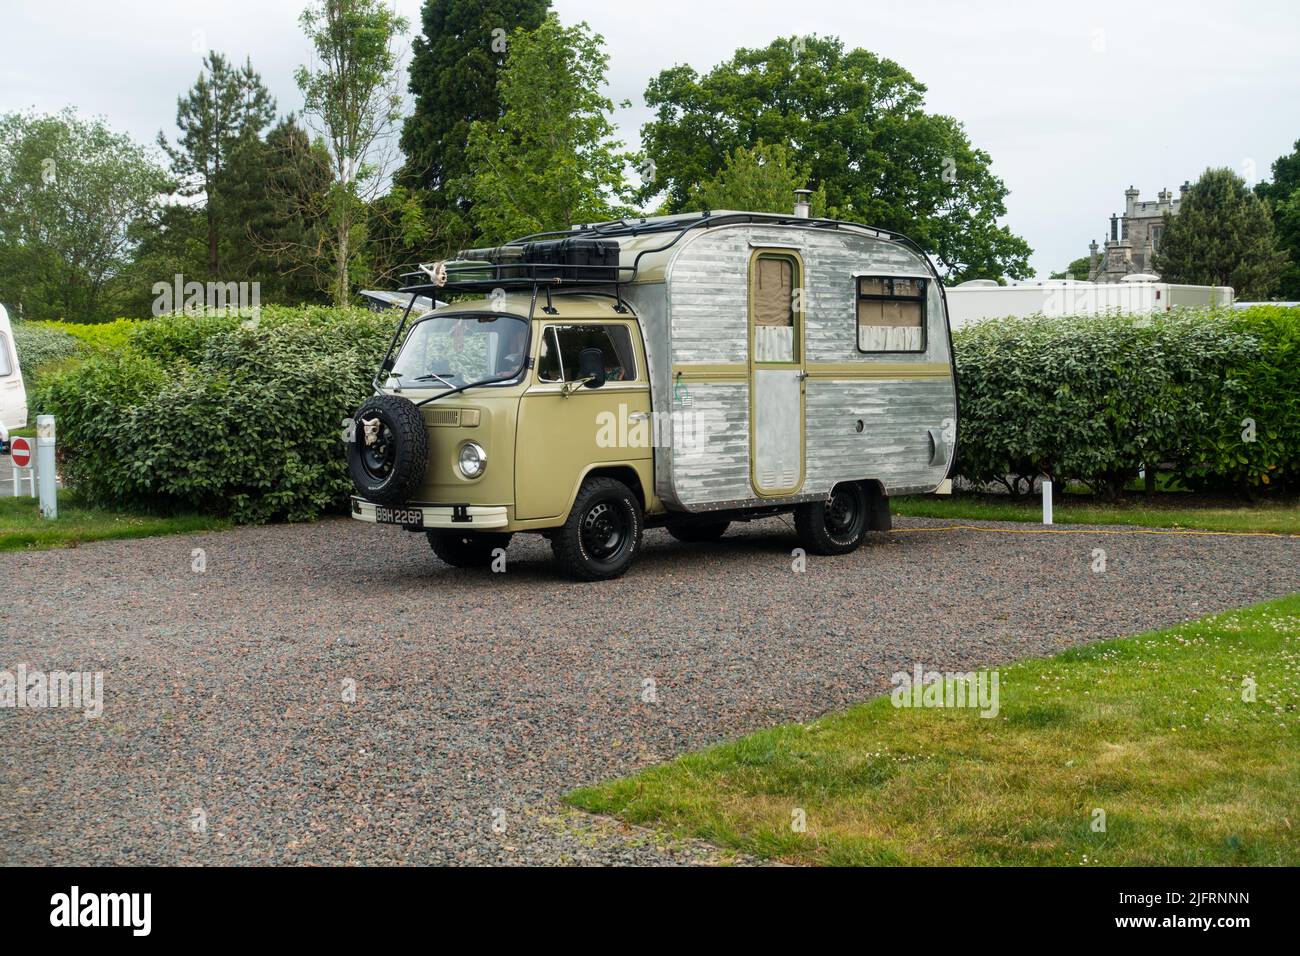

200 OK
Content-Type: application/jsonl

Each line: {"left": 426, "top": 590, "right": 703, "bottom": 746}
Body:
{"left": 428, "top": 531, "right": 512, "bottom": 568}
{"left": 552, "top": 477, "right": 643, "bottom": 581}
{"left": 795, "top": 483, "right": 870, "bottom": 555}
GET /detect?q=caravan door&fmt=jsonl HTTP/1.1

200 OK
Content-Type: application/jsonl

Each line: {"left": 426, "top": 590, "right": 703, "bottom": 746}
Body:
{"left": 0, "top": 305, "right": 28, "bottom": 431}
{"left": 747, "top": 249, "right": 805, "bottom": 497}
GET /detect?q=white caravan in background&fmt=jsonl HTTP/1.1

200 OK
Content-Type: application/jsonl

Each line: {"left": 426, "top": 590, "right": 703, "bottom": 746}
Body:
{"left": 0, "top": 304, "right": 28, "bottom": 448}
{"left": 945, "top": 275, "right": 1234, "bottom": 330}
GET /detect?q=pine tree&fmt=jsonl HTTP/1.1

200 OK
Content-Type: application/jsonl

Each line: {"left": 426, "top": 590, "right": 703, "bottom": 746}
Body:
{"left": 158, "top": 53, "right": 276, "bottom": 278}
{"left": 1154, "top": 168, "right": 1288, "bottom": 298}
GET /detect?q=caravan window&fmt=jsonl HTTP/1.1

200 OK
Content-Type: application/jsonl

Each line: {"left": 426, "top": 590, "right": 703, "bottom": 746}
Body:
{"left": 752, "top": 254, "right": 800, "bottom": 363}
{"left": 0, "top": 334, "right": 11, "bottom": 376}
{"left": 537, "top": 324, "right": 637, "bottom": 383}
{"left": 856, "top": 276, "right": 926, "bottom": 353}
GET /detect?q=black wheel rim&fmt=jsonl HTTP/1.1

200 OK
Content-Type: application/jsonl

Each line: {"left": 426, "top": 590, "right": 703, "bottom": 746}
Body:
{"left": 825, "top": 488, "right": 861, "bottom": 536}
{"left": 360, "top": 421, "right": 396, "bottom": 481}
{"left": 581, "top": 500, "right": 628, "bottom": 560}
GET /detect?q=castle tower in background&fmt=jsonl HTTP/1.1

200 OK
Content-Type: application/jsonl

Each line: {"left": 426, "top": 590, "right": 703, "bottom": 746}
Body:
{"left": 1087, "top": 182, "right": 1190, "bottom": 282}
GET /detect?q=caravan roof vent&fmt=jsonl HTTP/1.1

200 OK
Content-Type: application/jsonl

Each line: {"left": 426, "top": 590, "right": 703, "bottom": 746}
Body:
{"left": 1121, "top": 273, "right": 1161, "bottom": 283}
{"left": 793, "top": 189, "right": 813, "bottom": 218}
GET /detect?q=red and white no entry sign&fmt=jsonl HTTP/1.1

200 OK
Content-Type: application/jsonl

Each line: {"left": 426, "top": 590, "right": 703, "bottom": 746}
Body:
{"left": 10, "top": 436, "right": 32, "bottom": 468}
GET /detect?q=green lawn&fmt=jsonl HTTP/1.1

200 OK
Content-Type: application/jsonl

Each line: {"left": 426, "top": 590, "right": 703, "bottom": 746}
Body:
{"left": 0, "top": 492, "right": 228, "bottom": 551}
{"left": 567, "top": 595, "right": 1300, "bottom": 865}
{"left": 894, "top": 492, "right": 1300, "bottom": 535}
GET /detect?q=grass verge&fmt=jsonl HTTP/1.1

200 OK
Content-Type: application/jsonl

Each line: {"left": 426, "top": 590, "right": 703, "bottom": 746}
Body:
{"left": 0, "top": 492, "right": 228, "bottom": 551}
{"left": 894, "top": 492, "right": 1300, "bottom": 535}
{"left": 566, "top": 595, "right": 1300, "bottom": 865}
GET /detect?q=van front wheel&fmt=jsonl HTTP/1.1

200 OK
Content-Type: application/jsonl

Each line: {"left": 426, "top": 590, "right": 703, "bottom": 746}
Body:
{"left": 795, "top": 482, "right": 870, "bottom": 555}
{"left": 552, "top": 477, "right": 643, "bottom": 581}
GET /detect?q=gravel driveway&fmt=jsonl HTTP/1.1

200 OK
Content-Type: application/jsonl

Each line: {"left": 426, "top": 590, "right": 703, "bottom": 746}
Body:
{"left": 3, "top": 515, "right": 1298, "bottom": 865}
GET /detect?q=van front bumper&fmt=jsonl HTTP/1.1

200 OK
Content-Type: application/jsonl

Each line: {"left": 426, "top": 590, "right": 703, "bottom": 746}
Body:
{"left": 350, "top": 497, "right": 510, "bottom": 530}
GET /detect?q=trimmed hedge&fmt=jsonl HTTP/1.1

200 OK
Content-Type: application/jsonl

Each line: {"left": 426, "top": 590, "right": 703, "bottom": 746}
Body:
{"left": 953, "top": 306, "right": 1300, "bottom": 496}
{"left": 31, "top": 303, "right": 1300, "bottom": 525}
{"left": 11, "top": 321, "right": 85, "bottom": 387}
{"left": 36, "top": 307, "right": 395, "bottom": 523}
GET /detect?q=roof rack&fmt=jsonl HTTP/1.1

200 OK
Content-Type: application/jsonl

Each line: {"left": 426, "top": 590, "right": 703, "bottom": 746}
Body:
{"left": 396, "top": 211, "right": 932, "bottom": 299}
{"left": 397, "top": 260, "right": 635, "bottom": 298}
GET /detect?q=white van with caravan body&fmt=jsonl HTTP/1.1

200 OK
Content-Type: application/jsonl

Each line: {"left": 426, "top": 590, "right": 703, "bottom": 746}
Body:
{"left": 945, "top": 276, "right": 1234, "bottom": 330}
{"left": 0, "top": 304, "right": 28, "bottom": 448}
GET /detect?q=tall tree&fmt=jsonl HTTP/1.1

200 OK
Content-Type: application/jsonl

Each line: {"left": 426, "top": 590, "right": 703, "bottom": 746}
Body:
{"left": 158, "top": 52, "right": 276, "bottom": 278}
{"left": 458, "top": 14, "right": 634, "bottom": 245}
{"left": 690, "top": 142, "right": 828, "bottom": 217}
{"left": 1154, "top": 167, "right": 1289, "bottom": 298}
{"left": 398, "top": 0, "right": 549, "bottom": 218}
{"left": 1256, "top": 138, "right": 1300, "bottom": 299}
{"left": 222, "top": 117, "right": 334, "bottom": 303}
{"left": 640, "top": 35, "right": 1033, "bottom": 282}
{"left": 0, "top": 109, "right": 171, "bottom": 321}
{"left": 295, "top": 0, "right": 409, "bottom": 305}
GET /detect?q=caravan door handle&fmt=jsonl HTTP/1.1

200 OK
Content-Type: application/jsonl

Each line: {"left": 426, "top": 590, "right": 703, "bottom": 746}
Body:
{"left": 628, "top": 411, "right": 651, "bottom": 421}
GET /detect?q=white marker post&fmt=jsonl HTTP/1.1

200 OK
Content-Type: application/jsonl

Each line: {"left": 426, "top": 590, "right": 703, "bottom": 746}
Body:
{"left": 1041, "top": 477, "right": 1054, "bottom": 525}
{"left": 36, "top": 415, "right": 57, "bottom": 519}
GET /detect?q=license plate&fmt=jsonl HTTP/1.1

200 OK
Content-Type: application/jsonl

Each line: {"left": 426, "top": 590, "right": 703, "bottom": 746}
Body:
{"left": 374, "top": 505, "right": 424, "bottom": 527}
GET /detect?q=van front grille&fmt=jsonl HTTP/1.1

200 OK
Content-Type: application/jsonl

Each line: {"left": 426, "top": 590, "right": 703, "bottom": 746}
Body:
{"left": 425, "top": 409, "right": 461, "bottom": 427}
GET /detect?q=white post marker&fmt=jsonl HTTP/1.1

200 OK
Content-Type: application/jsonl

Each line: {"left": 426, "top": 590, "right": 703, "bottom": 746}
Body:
{"left": 36, "top": 415, "right": 57, "bottom": 519}
{"left": 1042, "top": 477, "right": 1054, "bottom": 526}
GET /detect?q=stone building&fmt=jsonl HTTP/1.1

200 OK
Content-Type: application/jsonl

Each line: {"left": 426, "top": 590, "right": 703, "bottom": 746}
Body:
{"left": 1088, "top": 182, "right": 1190, "bottom": 282}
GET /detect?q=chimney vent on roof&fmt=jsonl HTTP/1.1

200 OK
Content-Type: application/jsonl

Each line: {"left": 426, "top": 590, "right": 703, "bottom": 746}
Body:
{"left": 793, "top": 188, "right": 813, "bottom": 218}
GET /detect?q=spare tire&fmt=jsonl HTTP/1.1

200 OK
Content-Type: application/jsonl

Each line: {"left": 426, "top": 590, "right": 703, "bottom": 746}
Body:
{"left": 346, "top": 394, "right": 429, "bottom": 505}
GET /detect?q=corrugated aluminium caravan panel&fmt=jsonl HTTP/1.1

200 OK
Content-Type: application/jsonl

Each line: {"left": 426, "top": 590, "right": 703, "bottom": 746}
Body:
{"left": 625, "top": 222, "right": 957, "bottom": 511}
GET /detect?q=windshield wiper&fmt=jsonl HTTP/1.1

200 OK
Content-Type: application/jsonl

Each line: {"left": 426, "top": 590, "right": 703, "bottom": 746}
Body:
{"left": 409, "top": 372, "right": 456, "bottom": 388}
{"left": 414, "top": 367, "right": 522, "bottom": 408}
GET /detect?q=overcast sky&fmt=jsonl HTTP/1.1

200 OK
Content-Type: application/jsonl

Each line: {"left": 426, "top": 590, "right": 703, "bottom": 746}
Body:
{"left": 3, "top": 0, "right": 1298, "bottom": 276}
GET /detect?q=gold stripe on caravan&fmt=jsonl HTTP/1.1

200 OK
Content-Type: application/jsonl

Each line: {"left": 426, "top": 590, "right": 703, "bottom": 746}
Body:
{"left": 805, "top": 362, "right": 952, "bottom": 380}
{"left": 672, "top": 362, "right": 952, "bottom": 382}
{"left": 672, "top": 364, "right": 748, "bottom": 382}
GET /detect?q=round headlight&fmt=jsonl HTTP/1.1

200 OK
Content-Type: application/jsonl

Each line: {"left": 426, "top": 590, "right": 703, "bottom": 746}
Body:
{"left": 458, "top": 441, "right": 487, "bottom": 478}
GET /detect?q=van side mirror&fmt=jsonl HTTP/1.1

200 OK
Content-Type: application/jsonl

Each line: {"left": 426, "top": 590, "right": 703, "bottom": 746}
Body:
{"left": 577, "top": 347, "right": 606, "bottom": 389}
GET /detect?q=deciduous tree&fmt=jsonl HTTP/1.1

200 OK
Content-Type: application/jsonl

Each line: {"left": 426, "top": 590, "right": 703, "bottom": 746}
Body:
{"left": 0, "top": 109, "right": 171, "bottom": 321}
{"left": 640, "top": 35, "right": 1032, "bottom": 282}
{"left": 458, "top": 15, "right": 634, "bottom": 245}
{"left": 295, "top": 0, "right": 410, "bottom": 306}
{"left": 690, "top": 142, "right": 827, "bottom": 217}
{"left": 1255, "top": 139, "right": 1300, "bottom": 299}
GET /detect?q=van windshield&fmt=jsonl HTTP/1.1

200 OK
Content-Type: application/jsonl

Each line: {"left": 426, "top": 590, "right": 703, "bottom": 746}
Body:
{"left": 388, "top": 314, "right": 529, "bottom": 389}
